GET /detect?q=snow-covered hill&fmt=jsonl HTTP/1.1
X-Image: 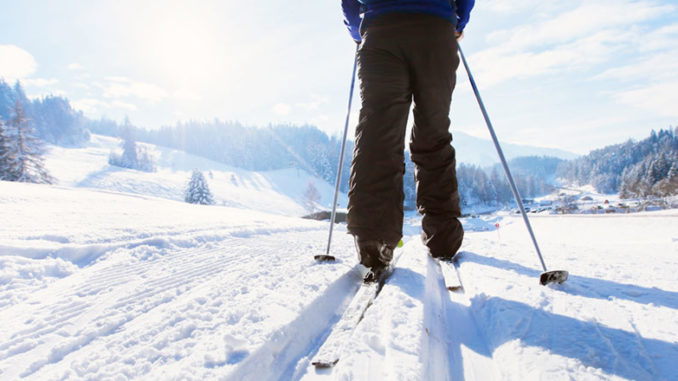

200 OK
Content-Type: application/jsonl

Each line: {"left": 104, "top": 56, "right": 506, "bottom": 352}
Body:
{"left": 1, "top": 179, "right": 677, "bottom": 380}
{"left": 44, "top": 134, "right": 347, "bottom": 217}
{"left": 453, "top": 131, "right": 578, "bottom": 167}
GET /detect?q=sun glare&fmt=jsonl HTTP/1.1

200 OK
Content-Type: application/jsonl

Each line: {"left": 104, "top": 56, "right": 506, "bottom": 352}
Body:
{"left": 141, "top": 5, "right": 224, "bottom": 89}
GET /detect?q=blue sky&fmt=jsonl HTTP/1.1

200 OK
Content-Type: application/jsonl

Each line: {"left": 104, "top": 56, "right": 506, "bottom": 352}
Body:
{"left": 1, "top": 0, "right": 676, "bottom": 154}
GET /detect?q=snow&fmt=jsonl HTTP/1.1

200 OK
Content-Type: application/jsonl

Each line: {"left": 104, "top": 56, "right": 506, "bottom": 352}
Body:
{"left": 45, "top": 134, "right": 347, "bottom": 216}
{"left": 1, "top": 140, "right": 678, "bottom": 380}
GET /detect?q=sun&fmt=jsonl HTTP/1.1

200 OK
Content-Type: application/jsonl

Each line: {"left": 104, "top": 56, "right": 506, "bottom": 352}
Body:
{"left": 139, "top": 3, "right": 225, "bottom": 89}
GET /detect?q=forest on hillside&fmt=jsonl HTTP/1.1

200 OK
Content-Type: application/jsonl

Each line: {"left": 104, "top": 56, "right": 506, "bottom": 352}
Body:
{"left": 3, "top": 79, "right": 676, "bottom": 207}
{"left": 557, "top": 128, "right": 678, "bottom": 198}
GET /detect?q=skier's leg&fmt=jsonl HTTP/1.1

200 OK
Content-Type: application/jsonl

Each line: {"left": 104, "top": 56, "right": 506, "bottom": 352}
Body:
{"left": 406, "top": 15, "right": 464, "bottom": 258}
{"left": 346, "top": 18, "right": 412, "bottom": 260}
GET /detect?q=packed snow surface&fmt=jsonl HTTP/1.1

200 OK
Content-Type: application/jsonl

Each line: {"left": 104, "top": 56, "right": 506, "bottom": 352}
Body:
{"left": 1, "top": 180, "right": 677, "bottom": 380}
{"left": 1, "top": 137, "right": 677, "bottom": 380}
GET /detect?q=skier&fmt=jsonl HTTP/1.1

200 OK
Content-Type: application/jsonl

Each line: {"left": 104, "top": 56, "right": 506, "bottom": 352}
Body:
{"left": 341, "top": 0, "right": 475, "bottom": 280}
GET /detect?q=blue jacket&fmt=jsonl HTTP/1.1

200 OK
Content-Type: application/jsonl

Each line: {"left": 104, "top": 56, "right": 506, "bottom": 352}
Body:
{"left": 342, "top": 0, "right": 475, "bottom": 42}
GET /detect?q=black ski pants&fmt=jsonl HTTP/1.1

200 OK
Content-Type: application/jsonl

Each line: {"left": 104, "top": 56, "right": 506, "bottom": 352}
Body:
{"left": 346, "top": 13, "right": 464, "bottom": 258}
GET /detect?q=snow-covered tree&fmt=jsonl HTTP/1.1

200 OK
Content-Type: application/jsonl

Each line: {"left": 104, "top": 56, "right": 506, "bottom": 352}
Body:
{"left": 0, "top": 100, "right": 54, "bottom": 183}
{"left": 31, "top": 95, "right": 89, "bottom": 146}
{"left": 0, "top": 117, "right": 13, "bottom": 179}
{"left": 559, "top": 128, "right": 678, "bottom": 196}
{"left": 120, "top": 124, "right": 138, "bottom": 168}
{"left": 108, "top": 122, "right": 155, "bottom": 172}
{"left": 303, "top": 181, "right": 321, "bottom": 213}
{"left": 0, "top": 80, "right": 89, "bottom": 147}
{"left": 185, "top": 169, "right": 214, "bottom": 205}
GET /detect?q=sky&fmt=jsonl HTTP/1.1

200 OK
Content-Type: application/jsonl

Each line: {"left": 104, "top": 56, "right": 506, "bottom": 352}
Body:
{"left": 1, "top": 0, "right": 677, "bottom": 154}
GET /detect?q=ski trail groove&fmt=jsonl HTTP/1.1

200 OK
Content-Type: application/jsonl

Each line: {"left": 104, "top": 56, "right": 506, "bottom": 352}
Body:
{"left": 592, "top": 319, "right": 634, "bottom": 377}
{"left": 441, "top": 253, "right": 498, "bottom": 381}
{"left": 3, "top": 248, "right": 234, "bottom": 353}
{"left": 1, "top": 231, "right": 335, "bottom": 379}
{"left": 226, "top": 266, "right": 363, "bottom": 381}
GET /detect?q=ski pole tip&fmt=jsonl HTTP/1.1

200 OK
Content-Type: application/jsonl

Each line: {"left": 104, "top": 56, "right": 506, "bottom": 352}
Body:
{"left": 539, "top": 270, "right": 568, "bottom": 286}
{"left": 314, "top": 254, "right": 336, "bottom": 262}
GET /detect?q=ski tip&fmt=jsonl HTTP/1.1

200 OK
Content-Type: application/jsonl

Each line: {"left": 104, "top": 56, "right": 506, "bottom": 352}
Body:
{"left": 539, "top": 270, "right": 569, "bottom": 286}
{"left": 314, "top": 254, "right": 336, "bottom": 262}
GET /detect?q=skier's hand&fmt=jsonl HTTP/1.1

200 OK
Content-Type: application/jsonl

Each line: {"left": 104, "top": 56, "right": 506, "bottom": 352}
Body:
{"left": 456, "top": 30, "right": 464, "bottom": 41}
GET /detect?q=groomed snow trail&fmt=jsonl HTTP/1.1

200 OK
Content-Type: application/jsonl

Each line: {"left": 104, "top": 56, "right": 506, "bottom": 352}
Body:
{"left": 0, "top": 183, "right": 358, "bottom": 380}
{"left": 297, "top": 213, "right": 678, "bottom": 380}
{"left": 3, "top": 180, "right": 678, "bottom": 380}
{"left": 0, "top": 229, "right": 358, "bottom": 380}
{"left": 298, "top": 238, "right": 498, "bottom": 381}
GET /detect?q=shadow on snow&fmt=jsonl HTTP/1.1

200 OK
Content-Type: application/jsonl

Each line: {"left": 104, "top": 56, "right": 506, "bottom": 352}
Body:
{"left": 460, "top": 251, "right": 678, "bottom": 311}
{"left": 439, "top": 251, "right": 678, "bottom": 380}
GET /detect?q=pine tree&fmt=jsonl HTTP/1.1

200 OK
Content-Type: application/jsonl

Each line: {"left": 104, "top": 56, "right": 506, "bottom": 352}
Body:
{"left": 619, "top": 167, "right": 631, "bottom": 199}
{"left": 303, "top": 181, "right": 321, "bottom": 213}
{"left": 0, "top": 117, "right": 13, "bottom": 180}
{"left": 2, "top": 100, "right": 53, "bottom": 183}
{"left": 121, "top": 124, "right": 138, "bottom": 168}
{"left": 108, "top": 120, "right": 155, "bottom": 172}
{"left": 185, "top": 169, "right": 214, "bottom": 205}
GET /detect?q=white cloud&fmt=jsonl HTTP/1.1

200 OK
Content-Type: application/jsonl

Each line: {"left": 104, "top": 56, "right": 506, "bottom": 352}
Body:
{"left": 173, "top": 89, "right": 202, "bottom": 101}
{"left": 273, "top": 103, "right": 291, "bottom": 116}
{"left": 23, "top": 78, "right": 59, "bottom": 87}
{"left": 111, "top": 100, "right": 138, "bottom": 111}
{"left": 595, "top": 51, "right": 678, "bottom": 83}
{"left": 72, "top": 98, "right": 137, "bottom": 115}
{"left": 472, "top": 0, "right": 674, "bottom": 87}
{"left": 67, "top": 63, "right": 85, "bottom": 71}
{"left": 471, "top": 28, "right": 631, "bottom": 87}
{"left": 478, "top": 0, "right": 566, "bottom": 14}
{"left": 295, "top": 94, "right": 329, "bottom": 111}
{"left": 614, "top": 81, "right": 678, "bottom": 118}
{"left": 0, "top": 45, "right": 37, "bottom": 81}
{"left": 97, "top": 77, "right": 168, "bottom": 102}
{"left": 637, "top": 24, "right": 678, "bottom": 53}
{"left": 22, "top": 78, "right": 66, "bottom": 99}
{"left": 104, "top": 76, "right": 129, "bottom": 83}
{"left": 488, "top": 0, "right": 672, "bottom": 50}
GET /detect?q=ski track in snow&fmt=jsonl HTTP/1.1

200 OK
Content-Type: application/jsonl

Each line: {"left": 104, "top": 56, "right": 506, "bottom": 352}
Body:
{"left": 0, "top": 227, "right": 355, "bottom": 380}
{"left": 2, "top": 178, "right": 678, "bottom": 380}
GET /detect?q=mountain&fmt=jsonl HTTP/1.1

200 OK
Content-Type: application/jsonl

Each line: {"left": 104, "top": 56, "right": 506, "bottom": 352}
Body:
{"left": 557, "top": 128, "right": 678, "bottom": 195}
{"left": 452, "top": 130, "right": 578, "bottom": 167}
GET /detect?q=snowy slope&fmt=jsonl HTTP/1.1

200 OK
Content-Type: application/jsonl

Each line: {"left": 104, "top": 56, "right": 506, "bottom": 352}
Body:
{"left": 2, "top": 180, "right": 677, "bottom": 380}
{"left": 44, "top": 134, "right": 347, "bottom": 217}
{"left": 452, "top": 131, "right": 578, "bottom": 167}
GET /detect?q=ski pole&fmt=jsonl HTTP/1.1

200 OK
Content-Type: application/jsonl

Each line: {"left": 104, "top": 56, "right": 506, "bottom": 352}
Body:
{"left": 315, "top": 45, "right": 359, "bottom": 262}
{"left": 458, "top": 45, "right": 568, "bottom": 286}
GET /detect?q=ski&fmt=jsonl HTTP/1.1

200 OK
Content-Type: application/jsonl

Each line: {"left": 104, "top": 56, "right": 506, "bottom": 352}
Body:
{"left": 311, "top": 279, "right": 381, "bottom": 368}
{"left": 311, "top": 248, "right": 402, "bottom": 369}
{"left": 434, "top": 252, "right": 463, "bottom": 292}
